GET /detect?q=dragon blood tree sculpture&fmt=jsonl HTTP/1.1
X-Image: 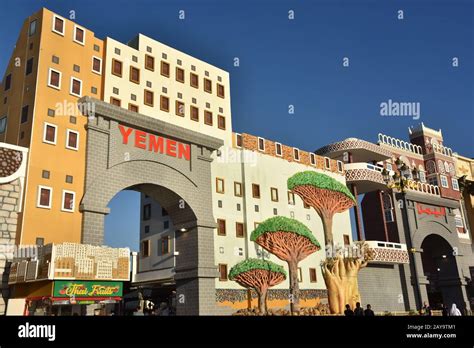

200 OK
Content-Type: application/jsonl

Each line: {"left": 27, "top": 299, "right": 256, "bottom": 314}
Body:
{"left": 288, "top": 171, "right": 373, "bottom": 314}
{"left": 229, "top": 258, "right": 287, "bottom": 314}
{"left": 250, "top": 216, "right": 321, "bottom": 314}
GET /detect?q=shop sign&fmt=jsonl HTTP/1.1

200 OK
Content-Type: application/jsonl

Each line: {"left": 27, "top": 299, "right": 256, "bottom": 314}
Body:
{"left": 53, "top": 281, "right": 123, "bottom": 298}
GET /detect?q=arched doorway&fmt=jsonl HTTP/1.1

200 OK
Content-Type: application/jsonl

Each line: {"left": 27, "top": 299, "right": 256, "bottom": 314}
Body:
{"left": 421, "top": 234, "right": 464, "bottom": 311}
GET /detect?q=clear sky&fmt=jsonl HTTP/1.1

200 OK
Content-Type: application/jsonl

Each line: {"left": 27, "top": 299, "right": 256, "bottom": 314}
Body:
{"left": 1, "top": 0, "right": 472, "bottom": 250}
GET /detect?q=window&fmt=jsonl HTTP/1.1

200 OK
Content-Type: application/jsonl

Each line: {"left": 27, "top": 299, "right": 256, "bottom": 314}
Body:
{"left": 144, "top": 90, "right": 154, "bottom": 107}
{"left": 252, "top": 184, "right": 260, "bottom": 198}
{"left": 52, "top": 15, "right": 64, "bottom": 35}
{"left": 293, "top": 148, "right": 300, "bottom": 161}
{"left": 217, "top": 115, "right": 226, "bottom": 130}
{"left": 204, "top": 78, "right": 212, "bottom": 93}
{"left": 324, "top": 157, "right": 331, "bottom": 169}
{"left": 383, "top": 193, "right": 394, "bottom": 223}
{"left": 110, "top": 97, "right": 121, "bottom": 107}
{"left": 337, "top": 160, "right": 344, "bottom": 173}
{"left": 236, "top": 133, "right": 242, "bottom": 148}
{"left": 419, "top": 171, "right": 426, "bottom": 183}
{"left": 61, "top": 190, "right": 75, "bottom": 212}
{"left": 234, "top": 182, "right": 242, "bottom": 197}
{"left": 219, "top": 264, "right": 228, "bottom": 281}
{"left": 29, "top": 20, "right": 37, "bottom": 36}
{"left": 128, "top": 103, "right": 139, "bottom": 113}
{"left": 141, "top": 240, "right": 150, "bottom": 257}
{"left": 0, "top": 117, "right": 6, "bottom": 134}
{"left": 145, "top": 55, "right": 155, "bottom": 71}
{"left": 26, "top": 58, "right": 34, "bottom": 75}
{"left": 440, "top": 175, "right": 449, "bottom": 188}
{"left": 159, "top": 95, "right": 169, "bottom": 112}
{"left": 452, "top": 178, "right": 459, "bottom": 191}
{"left": 143, "top": 204, "right": 151, "bottom": 220}
{"left": 43, "top": 123, "right": 57, "bottom": 144}
{"left": 343, "top": 234, "right": 350, "bottom": 246}
{"left": 73, "top": 64, "right": 80, "bottom": 73}
{"left": 275, "top": 142, "right": 282, "bottom": 156}
{"left": 204, "top": 111, "right": 213, "bottom": 126}
{"left": 144, "top": 225, "right": 150, "bottom": 234}
{"left": 4, "top": 74, "right": 11, "bottom": 91}
{"left": 270, "top": 187, "right": 279, "bottom": 202}
{"left": 65, "top": 175, "right": 73, "bottom": 183}
{"left": 454, "top": 209, "right": 463, "bottom": 227}
{"left": 217, "top": 219, "right": 226, "bottom": 236}
{"left": 386, "top": 163, "right": 393, "bottom": 171}
{"left": 163, "top": 220, "right": 169, "bottom": 229}
{"left": 309, "top": 268, "right": 317, "bottom": 283}
{"left": 428, "top": 176, "right": 438, "bottom": 186}
{"left": 73, "top": 25, "right": 85, "bottom": 45}
{"left": 65, "top": 129, "right": 79, "bottom": 150}
{"left": 162, "top": 207, "right": 169, "bottom": 216}
{"left": 258, "top": 137, "right": 265, "bottom": 151}
{"left": 236, "top": 222, "right": 245, "bottom": 238}
{"left": 48, "top": 68, "right": 61, "bottom": 89}
{"left": 37, "top": 186, "right": 52, "bottom": 209}
{"left": 161, "top": 236, "right": 170, "bottom": 255}
{"left": 70, "top": 77, "right": 82, "bottom": 97}
{"left": 176, "top": 67, "right": 185, "bottom": 83}
{"left": 297, "top": 268, "right": 302, "bottom": 282}
{"left": 310, "top": 153, "right": 316, "bottom": 165}
{"left": 288, "top": 191, "right": 295, "bottom": 205}
{"left": 190, "top": 72, "right": 199, "bottom": 88}
{"left": 175, "top": 101, "right": 185, "bottom": 117}
{"left": 129, "top": 66, "right": 140, "bottom": 84}
{"left": 111, "top": 59, "right": 123, "bottom": 77}
{"left": 216, "top": 178, "right": 225, "bottom": 193}
{"left": 217, "top": 83, "right": 225, "bottom": 98}
{"left": 35, "top": 237, "right": 44, "bottom": 246}
{"left": 21, "top": 105, "right": 29, "bottom": 124}
{"left": 190, "top": 105, "right": 199, "bottom": 121}
{"left": 160, "top": 61, "right": 170, "bottom": 77}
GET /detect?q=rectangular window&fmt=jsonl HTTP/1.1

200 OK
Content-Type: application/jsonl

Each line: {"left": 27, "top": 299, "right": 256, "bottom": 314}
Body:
{"left": 141, "top": 240, "right": 150, "bottom": 257}
{"left": 26, "top": 58, "right": 34, "bottom": 75}
{"left": 112, "top": 59, "right": 123, "bottom": 77}
{"left": 92, "top": 56, "right": 102, "bottom": 74}
{"left": 258, "top": 137, "right": 265, "bottom": 151}
{"left": 270, "top": 187, "right": 279, "bottom": 202}
{"left": 219, "top": 264, "right": 228, "bottom": 281}
{"left": 297, "top": 268, "right": 302, "bottom": 282}
{"left": 234, "top": 182, "right": 242, "bottom": 197}
{"left": 145, "top": 55, "right": 155, "bottom": 71}
{"left": 288, "top": 191, "right": 295, "bottom": 205}
{"left": 324, "top": 157, "right": 331, "bottom": 169}
{"left": 61, "top": 190, "right": 75, "bottom": 212}
{"left": 110, "top": 97, "right": 121, "bottom": 107}
{"left": 204, "top": 78, "right": 212, "bottom": 93}
{"left": 52, "top": 15, "right": 64, "bottom": 35}
{"left": 190, "top": 72, "right": 199, "bottom": 88}
{"left": 236, "top": 133, "right": 242, "bottom": 148}
{"left": 343, "top": 234, "right": 350, "bottom": 246}
{"left": 143, "top": 204, "right": 151, "bottom": 220}
{"left": 21, "top": 105, "right": 29, "bottom": 124}
{"left": 161, "top": 236, "right": 170, "bottom": 255}
{"left": 190, "top": 105, "right": 199, "bottom": 121}
{"left": 275, "top": 142, "right": 282, "bottom": 156}
{"left": 310, "top": 153, "right": 316, "bottom": 165}
{"left": 452, "top": 178, "right": 459, "bottom": 191}
{"left": 419, "top": 171, "right": 426, "bottom": 183}
{"left": 217, "top": 115, "right": 226, "bottom": 130}
{"left": 144, "top": 90, "right": 154, "bottom": 107}
{"left": 216, "top": 178, "right": 225, "bottom": 194}
{"left": 217, "top": 219, "right": 226, "bottom": 236}
{"left": 309, "top": 268, "right": 317, "bottom": 283}
{"left": 176, "top": 67, "right": 185, "bottom": 83}
{"left": 37, "top": 186, "right": 52, "bottom": 209}
{"left": 293, "top": 148, "right": 300, "bottom": 161}
{"left": 144, "top": 225, "right": 150, "bottom": 234}
{"left": 236, "top": 223, "right": 245, "bottom": 238}
{"left": 386, "top": 163, "right": 393, "bottom": 171}
{"left": 162, "top": 207, "right": 168, "bottom": 216}
{"left": 161, "top": 61, "right": 170, "bottom": 77}
{"left": 43, "top": 123, "right": 57, "bottom": 144}
{"left": 337, "top": 160, "right": 344, "bottom": 172}
{"left": 73, "top": 25, "right": 85, "bottom": 45}
{"left": 29, "top": 20, "right": 37, "bottom": 36}
{"left": 204, "top": 111, "right": 213, "bottom": 125}
{"left": 129, "top": 66, "right": 140, "bottom": 84}
{"left": 48, "top": 68, "right": 61, "bottom": 89}
{"left": 217, "top": 83, "right": 225, "bottom": 98}
{"left": 66, "top": 129, "right": 79, "bottom": 150}
{"left": 128, "top": 103, "right": 139, "bottom": 113}
{"left": 70, "top": 77, "right": 82, "bottom": 97}
{"left": 160, "top": 95, "right": 169, "bottom": 112}
{"left": 252, "top": 184, "right": 260, "bottom": 198}
{"left": 384, "top": 209, "right": 394, "bottom": 223}
{"left": 175, "top": 100, "right": 185, "bottom": 117}
{"left": 4, "top": 74, "right": 11, "bottom": 91}
{"left": 440, "top": 175, "right": 449, "bottom": 188}
{"left": 429, "top": 176, "right": 438, "bottom": 186}
{"left": 0, "top": 117, "right": 6, "bottom": 134}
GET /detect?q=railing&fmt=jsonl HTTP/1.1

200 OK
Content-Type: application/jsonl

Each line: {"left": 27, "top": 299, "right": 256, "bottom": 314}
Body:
{"left": 405, "top": 180, "right": 440, "bottom": 196}
{"left": 432, "top": 143, "right": 453, "bottom": 157}
{"left": 377, "top": 133, "right": 423, "bottom": 155}
{"left": 344, "top": 163, "right": 384, "bottom": 172}
{"left": 365, "top": 240, "right": 409, "bottom": 264}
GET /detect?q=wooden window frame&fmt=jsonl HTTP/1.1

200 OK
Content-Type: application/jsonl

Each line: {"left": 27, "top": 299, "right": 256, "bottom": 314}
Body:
{"left": 145, "top": 54, "right": 155, "bottom": 71}
{"left": 176, "top": 67, "right": 185, "bottom": 83}
{"left": 217, "top": 83, "right": 225, "bottom": 98}
{"left": 160, "top": 61, "right": 170, "bottom": 77}
{"left": 216, "top": 177, "right": 225, "bottom": 194}
{"left": 218, "top": 264, "right": 228, "bottom": 281}
{"left": 204, "top": 110, "right": 213, "bottom": 126}
{"left": 217, "top": 115, "right": 226, "bottom": 130}
{"left": 110, "top": 97, "right": 121, "bottom": 107}
{"left": 160, "top": 95, "right": 169, "bottom": 112}
{"left": 270, "top": 187, "right": 279, "bottom": 202}
{"left": 234, "top": 182, "right": 242, "bottom": 197}
{"left": 217, "top": 219, "right": 226, "bottom": 236}
{"left": 190, "top": 72, "right": 199, "bottom": 88}
{"left": 129, "top": 66, "right": 140, "bottom": 84}
{"left": 92, "top": 56, "right": 102, "bottom": 74}
{"left": 204, "top": 78, "right": 212, "bottom": 93}
{"left": 236, "top": 222, "right": 245, "bottom": 238}
{"left": 111, "top": 59, "right": 123, "bottom": 77}
{"left": 252, "top": 184, "right": 260, "bottom": 199}
{"left": 175, "top": 100, "right": 185, "bottom": 117}
{"left": 309, "top": 268, "right": 317, "bottom": 283}
{"left": 144, "top": 90, "right": 154, "bottom": 107}
{"left": 190, "top": 105, "right": 199, "bottom": 122}
{"left": 128, "top": 103, "right": 139, "bottom": 113}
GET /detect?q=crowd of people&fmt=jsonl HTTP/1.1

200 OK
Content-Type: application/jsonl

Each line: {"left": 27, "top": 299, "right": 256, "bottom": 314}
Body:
{"left": 344, "top": 302, "right": 374, "bottom": 316}
{"left": 343, "top": 301, "right": 465, "bottom": 316}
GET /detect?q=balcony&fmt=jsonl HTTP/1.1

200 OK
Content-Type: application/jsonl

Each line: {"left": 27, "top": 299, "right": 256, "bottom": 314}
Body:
{"left": 365, "top": 241, "right": 409, "bottom": 264}
{"left": 316, "top": 138, "right": 392, "bottom": 163}
{"left": 344, "top": 162, "right": 387, "bottom": 193}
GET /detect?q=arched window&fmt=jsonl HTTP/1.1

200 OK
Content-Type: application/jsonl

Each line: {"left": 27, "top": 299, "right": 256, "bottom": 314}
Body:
{"left": 383, "top": 193, "right": 394, "bottom": 223}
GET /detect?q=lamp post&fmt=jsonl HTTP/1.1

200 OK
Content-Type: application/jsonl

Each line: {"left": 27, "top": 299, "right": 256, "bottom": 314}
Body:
{"left": 382, "top": 159, "right": 423, "bottom": 311}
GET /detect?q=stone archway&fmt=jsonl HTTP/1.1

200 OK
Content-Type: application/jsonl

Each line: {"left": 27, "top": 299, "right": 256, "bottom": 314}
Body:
{"left": 78, "top": 97, "right": 224, "bottom": 315}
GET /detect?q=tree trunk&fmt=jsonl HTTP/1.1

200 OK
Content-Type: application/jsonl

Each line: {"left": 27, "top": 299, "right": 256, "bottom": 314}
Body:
{"left": 258, "top": 287, "right": 268, "bottom": 315}
{"left": 288, "top": 259, "right": 300, "bottom": 314}
{"left": 322, "top": 215, "right": 333, "bottom": 248}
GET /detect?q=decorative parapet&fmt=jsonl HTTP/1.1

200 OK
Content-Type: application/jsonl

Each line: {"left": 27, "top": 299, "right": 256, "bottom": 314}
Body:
{"left": 0, "top": 142, "right": 29, "bottom": 212}
{"left": 344, "top": 163, "right": 385, "bottom": 185}
{"left": 432, "top": 143, "right": 453, "bottom": 157}
{"left": 377, "top": 133, "right": 423, "bottom": 155}
{"left": 388, "top": 178, "right": 440, "bottom": 196}
{"left": 316, "top": 137, "right": 392, "bottom": 159}
{"left": 365, "top": 241, "right": 409, "bottom": 264}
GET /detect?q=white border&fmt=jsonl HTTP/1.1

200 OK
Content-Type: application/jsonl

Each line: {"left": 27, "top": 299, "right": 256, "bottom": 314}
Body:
{"left": 451, "top": 177, "right": 459, "bottom": 191}
{"left": 257, "top": 137, "right": 265, "bottom": 152}
{"left": 37, "top": 185, "right": 52, "bottom": 209}
{"left": 43, "top": 122, "right": 57, "bottom": 145}
{"left": 293, "top": 147, "right": 300, "bottom": 161}
{"left": 440, "top": 174, "right": 449, "bottom": 188}
{"left": 324, "top": 157, "right": 331, "bottom": 169}
{"left": 275, "top": 142, "right": 282, "bottom": 157}
{"left": 310, "top": 153, "right": 316, "bottom": 165}
{"left": 51, "top": 15, "right": 65, "bottom": 36}
{"left": 47, "top": 68, "right": 62, "bottom": 90}
{"left": 66, "top": 129, "right": 79, "bottom": 150}
{"left": 235, "top": 133, "right": 242, "bottom": 148}
{"left": 70, "top": 77, "right": 82, "bottom": 97}
{"left": 73, "top": 25, "right": 86, "bottom": 45}
{"left": 61, "top": 190, "right": 76, "bottom": 212}
{"left": 92, "top": 56, "right": 102, "bottom": 74}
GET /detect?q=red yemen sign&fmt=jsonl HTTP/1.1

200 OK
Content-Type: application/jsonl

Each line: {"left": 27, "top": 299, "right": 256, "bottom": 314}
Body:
{"left": 119, "top": 125, "right": 191, "bottom": 161}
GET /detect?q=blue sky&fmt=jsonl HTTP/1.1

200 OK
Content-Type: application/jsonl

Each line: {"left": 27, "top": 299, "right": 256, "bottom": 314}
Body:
{"left": 1, "top": 0, "right": 473, "bottom": 250}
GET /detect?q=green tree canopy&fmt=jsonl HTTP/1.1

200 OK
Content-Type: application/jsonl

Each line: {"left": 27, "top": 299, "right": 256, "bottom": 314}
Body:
{"left": 229, "top": 258, "right": 287, "bottom": 280}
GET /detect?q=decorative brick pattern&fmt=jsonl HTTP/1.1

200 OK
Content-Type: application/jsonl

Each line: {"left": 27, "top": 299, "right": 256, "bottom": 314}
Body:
{"left": 369, "top": 247, "right": 409, "bottom": 264}
{"left": 345, "top": 168, "right": 385, "bottom": 184}
{"left": 0, "top": 149, "right": 22, "bottom": 178}
{"left": 215, "top": 288, "right": 327, "bottom": 303}
{"left": 315, "top": 137, "right": 392, "bottom": 158}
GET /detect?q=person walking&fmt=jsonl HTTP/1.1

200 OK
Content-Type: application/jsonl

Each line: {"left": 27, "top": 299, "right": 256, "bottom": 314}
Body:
{"left": 364, "top": 304, "right": 375, "bottom": 316}
{"left": 344, "top": 304, "right": 354, "bottom": 316}
{"left": 441, "top": 304, "right": 448, "bottom": 317}
{"left": 354, "top": 302, "right": 364, "bottom": 316}
{"left": 449, "top": 303, "right": 462, "bottom": 316}
{"left": 421, "top": 301, "right": 432, "bottom": 316}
